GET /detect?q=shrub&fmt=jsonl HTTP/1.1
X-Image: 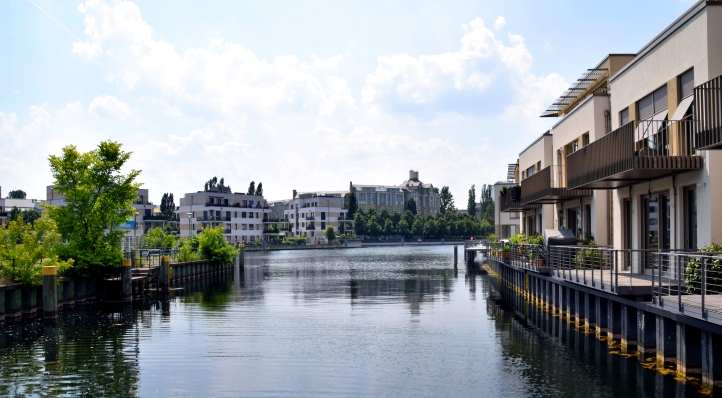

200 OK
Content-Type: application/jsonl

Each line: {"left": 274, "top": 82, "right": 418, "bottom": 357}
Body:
{"left": 0, "top": 214, "right": 73, "bottom": 285}
{"left": 196, "top": 227, "right": 238, "bottom": 265}
{"left": 143, "top": 227, "right": 177, "bottom": 250}
{"left": 573, "top": 241, "right": 605, "bottom": 269}
{"left": 684, "top": 243, "right": 722, "bottom": 294}
{"left": 177, "top": 237, "right": 200, "bottom": 262}
{"left": 325, "top": 226, "right": 336, "bottom": 242}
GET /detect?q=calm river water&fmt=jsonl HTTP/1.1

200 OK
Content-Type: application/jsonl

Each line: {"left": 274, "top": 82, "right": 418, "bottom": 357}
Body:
{"left": 0, "top": 245, "right": 698, "bottom": 397}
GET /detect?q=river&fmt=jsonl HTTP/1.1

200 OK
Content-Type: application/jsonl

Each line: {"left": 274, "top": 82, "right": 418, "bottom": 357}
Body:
{"left": 0, "top": 245, "right": 693, "bottom": 397}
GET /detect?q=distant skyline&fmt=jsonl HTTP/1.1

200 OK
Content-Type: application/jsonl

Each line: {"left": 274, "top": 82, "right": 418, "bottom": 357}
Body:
{"left": 1, "top": 0, "right": 697, "bottom": 205}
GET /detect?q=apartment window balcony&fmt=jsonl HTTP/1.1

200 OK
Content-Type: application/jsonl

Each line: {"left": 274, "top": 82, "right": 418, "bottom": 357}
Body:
{"left": 520, "top": 165, "right": 590, "bottom": 205}
{"left": 499, "top": 186, "right": 531, "bottom": 212}
{"left": 566, "top": 119, "right": 702, "bottom": 189}
{"left": 694, "top": 74, "right": 722, "bottom": 149}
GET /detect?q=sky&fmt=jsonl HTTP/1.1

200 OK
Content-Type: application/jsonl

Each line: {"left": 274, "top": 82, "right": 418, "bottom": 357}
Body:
{"left": 0, "top": 0, "right": 697, "bottom": 206}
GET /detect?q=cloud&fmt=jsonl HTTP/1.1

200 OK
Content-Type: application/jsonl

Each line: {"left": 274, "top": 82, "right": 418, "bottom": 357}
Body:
{"left": 0, "top": 1, "right": 567, "bottom": 205}
{"left": 89, "top": 95, "right": 131, "bottom": 119}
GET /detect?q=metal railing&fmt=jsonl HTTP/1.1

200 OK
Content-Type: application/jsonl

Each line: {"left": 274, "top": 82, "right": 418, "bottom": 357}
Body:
{"left": 694, "top": 74, "right": 722, "bottom": 149}
{"left": 123, "top": 248, "right": 179, "bottom": 268}
{"left": 488, "top": 243, "right": 547, "bottom": 273}
{"left": 652, "top": 252, "right": 722, "bottom": 322}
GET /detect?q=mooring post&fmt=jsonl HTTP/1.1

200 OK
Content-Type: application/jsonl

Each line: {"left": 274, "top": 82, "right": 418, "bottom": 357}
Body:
{"left": 121, "top": 258, "right": 133, "bottom": 303}
{"left": 454, "top": 245, "right": 458, "bottom": 269}
{"left": 637, "top": 310, "right": 655, "bottom": 361}
{"left": 700, "top": 331, "right": 721, "bottom": 391}
{"left": 160, "top": 256, "right": 170, "bottom": 296}
{"left": 0, "top": 285, "right": 5, "bottom": 323}
{"left": 42, "top": 266, "right": 58, "bottom": 319}
{"left": 656, "top": 316, "right": 675, "bottom": 370}
{"left": 676, "top": 323, "right": 688, "bottom": 380}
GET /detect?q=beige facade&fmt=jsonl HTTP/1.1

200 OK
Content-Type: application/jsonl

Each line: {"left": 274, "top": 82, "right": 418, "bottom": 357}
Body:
{"left": 517, "top": 133, "right": 554, "bottom": 235}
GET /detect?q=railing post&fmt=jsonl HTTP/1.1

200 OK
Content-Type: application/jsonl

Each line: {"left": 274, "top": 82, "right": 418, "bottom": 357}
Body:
{"left": 702, "top": 257, "right": 707, "bottom": 319}
{"left": 677, "top": 256, "right": 683, "bottom": 312}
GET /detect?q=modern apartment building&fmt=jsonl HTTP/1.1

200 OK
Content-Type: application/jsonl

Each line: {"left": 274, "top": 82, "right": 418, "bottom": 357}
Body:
{"left": 284, "top": 192, "right": 351, "bottom": 244}
{"left": 177, "top": 190, "right": 268, "bottom": 244}
{"left": 493, "top": 181, "right": 520, "bottom": 239}
{"left": 501, "top": 0, "right": 722, "bottom": 258}
{"left": 352, "top": 170, "right": 441, "bottom": 216}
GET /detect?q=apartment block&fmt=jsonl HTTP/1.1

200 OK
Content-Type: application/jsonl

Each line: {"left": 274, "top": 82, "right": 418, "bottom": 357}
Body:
{"left": 178, "top": 190, "right": 268, "bottom": 244}
{"left": 493, "top": 180, "right": 520, "bottom": 239}
{"left": 501, "top": 0, "right": 722, "bottom": 261}
{"left": 285, "top": 192, "right": 351, "bottom": 244}
{"left": 352, "top": 170, "right": 441, "bottom": 216}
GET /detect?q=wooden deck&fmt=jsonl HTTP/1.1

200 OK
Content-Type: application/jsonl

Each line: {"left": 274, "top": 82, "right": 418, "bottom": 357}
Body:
{"left": 553, "top": 269, "right": 655, "bottom": 297}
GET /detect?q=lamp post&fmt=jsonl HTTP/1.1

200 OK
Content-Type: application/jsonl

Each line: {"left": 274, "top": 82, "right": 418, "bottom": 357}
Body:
{"left": 186, "top": 212, "right": 194, "bottom": 237}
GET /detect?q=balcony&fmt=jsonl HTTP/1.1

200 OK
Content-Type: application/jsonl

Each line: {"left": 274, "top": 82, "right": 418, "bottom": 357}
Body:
{"left": 566, "top": 119, "right": 702, "bottom": 189}
{"left": 499, "top": 186, "right": 529, "bottom": 212}
{"left": 520, "top": 166, "right": 590, "bottom": 205}
{"left": 694, "top": 74, "right": 722, "bottom": 149}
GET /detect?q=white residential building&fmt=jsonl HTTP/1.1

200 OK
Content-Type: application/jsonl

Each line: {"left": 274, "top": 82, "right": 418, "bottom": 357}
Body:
{"left": 285, "top": 192, "right": 351, "bottom": 244}
{"left": 178, "top": 190, "right": 268, "bottom": 244}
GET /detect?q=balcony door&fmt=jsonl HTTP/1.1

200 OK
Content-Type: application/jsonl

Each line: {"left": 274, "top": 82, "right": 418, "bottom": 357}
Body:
{"left": 641, "top": 192, "right": 670, "bottom": 272}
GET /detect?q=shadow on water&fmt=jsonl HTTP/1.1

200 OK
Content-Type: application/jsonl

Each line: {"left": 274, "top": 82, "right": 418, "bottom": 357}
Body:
{"left": 479, "top": 263, "right": 708, "bottom": 398}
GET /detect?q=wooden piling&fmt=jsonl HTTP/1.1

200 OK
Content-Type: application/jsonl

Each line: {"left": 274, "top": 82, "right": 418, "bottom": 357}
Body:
{"left": 42, "top": 266, "right": 58, "bottom": 319}
{"left": 121, "top": 258, "right": 132, "bottom": 303}
{"left": 159, "top": 256, "right": 170, "bottom": 296}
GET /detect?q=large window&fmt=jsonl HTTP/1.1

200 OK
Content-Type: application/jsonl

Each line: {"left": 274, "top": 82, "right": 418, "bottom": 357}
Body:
{"left": 638, "top": 85, "right": 668, "bottom": 120}
{"left": 620, "top": 108, "right": 629, "bottom": 126}
{"left": 679, "top": 68, "right": 694, "bottom": 100}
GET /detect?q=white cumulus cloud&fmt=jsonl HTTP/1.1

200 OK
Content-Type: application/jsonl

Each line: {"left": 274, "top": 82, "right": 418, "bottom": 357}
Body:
{"left": 88, "top": 95, "right": 131, "bottom": 119}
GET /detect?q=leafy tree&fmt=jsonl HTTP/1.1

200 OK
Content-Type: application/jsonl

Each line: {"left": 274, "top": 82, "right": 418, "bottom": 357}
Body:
{"left": 196, "top": 226, "right": 238, "bottom": 265}
{"left": 353, "top": 212, "right": 367, "bottom": 236}
{"left": 440, "top": 186, "right": 454, "bottom": 214}
{"left": 142, "top": 227, "right": 177, "bottom": 249}
{"left": 367, "top": 220, "right": 381, "bottom": 238}
{"left": 255, "top": 182, "right": 264, "bottom": 197}
{"left": 204, "top": 176, "right": 232, "bottom": 193}
{"left": 383, "top": 219, "right": 395, "bottom": 236}
{"left": 325, "top": 226, "right": 336, "bottom": 242}
{"left": 160, "top": 193, "right": 176, "bottom": 220}
{"left": 177, "top": 237, "right": 200, "bottom": 262}
{"left": 247, "top": 181, "right": 256, "bottom": 195}
{"left": 346, "top": 183, "right": 358, "bottom": 220}
{"left": 0, "top": 214, "right": 73, "bottom": 285}
{"left": 467, "top": 185, "right": 477, "bottom": 217}
{"left": 48, "top": 141, "right": 140, "bottom": 270}
{"left": 398, "top": 218, "right": 411, "bottom": 238}
{"left": 404, "top": 198, "right": 417, "bottom": 215}
{"left": 8, "top": 189, "right": 26, "bottom": 199}
{"left": 8, "top": 207, "right": 21, "bottom": 222}
{"left": 411, "top": 217, "right": 424, "bottom": 237}
{"left": 479, "top": 184, "right": 495, "bottom": 224}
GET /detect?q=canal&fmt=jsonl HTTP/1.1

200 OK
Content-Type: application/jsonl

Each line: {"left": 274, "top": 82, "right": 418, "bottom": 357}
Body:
{"left": 0, "top": 245, "right": 696, "bottom": 397}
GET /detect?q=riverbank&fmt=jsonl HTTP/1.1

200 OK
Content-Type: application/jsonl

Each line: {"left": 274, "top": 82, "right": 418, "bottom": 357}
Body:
{"left": 245, "top": 240, "right": 467, "bottom": 252}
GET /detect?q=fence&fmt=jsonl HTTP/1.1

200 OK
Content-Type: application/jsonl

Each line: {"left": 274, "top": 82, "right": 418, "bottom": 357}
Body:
{"left": 123, "top": 248, "right": 179, "bottom": 268}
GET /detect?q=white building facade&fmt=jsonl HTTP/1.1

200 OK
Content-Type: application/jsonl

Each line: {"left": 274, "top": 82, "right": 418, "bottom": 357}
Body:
{"left": 178, "top": 191, "right": 268, "bottom": 244}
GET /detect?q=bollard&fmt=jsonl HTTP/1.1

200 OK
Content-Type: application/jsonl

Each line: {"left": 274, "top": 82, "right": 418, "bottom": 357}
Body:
{"left": 454, "top": 246, "right": 458, "bottom": 268}
{"left": 160, "top": 256, "right": 170, "bottom": 295}
{"left": 0, "top": 286, "right": 4, "bottom": 322}
{"left": 121, "top": 258, "right": 133, "bottom": 303}
{"left": 42, "top": 266, "right": 59, "bottom": 319}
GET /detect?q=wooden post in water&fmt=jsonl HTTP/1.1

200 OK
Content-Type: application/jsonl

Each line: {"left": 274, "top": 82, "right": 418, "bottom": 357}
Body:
{"left": 42, "top": 266, "right": 58, "bottom": 319}
{"left": 454, "top": 246, "right": 458, "bottom": 269}
{"left": 121, "top": 258, "right": 133, "bottom": 303}
{"left": 160, "top": 256, "right": 170, "bottom": 296}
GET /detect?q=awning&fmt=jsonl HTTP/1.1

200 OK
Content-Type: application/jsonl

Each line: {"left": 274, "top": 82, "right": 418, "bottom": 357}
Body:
{"left": 636, "top": 110, "right": 668, "bottom": 141}
{"left": 670, "top": 95, "right": 694, "bottom": 121}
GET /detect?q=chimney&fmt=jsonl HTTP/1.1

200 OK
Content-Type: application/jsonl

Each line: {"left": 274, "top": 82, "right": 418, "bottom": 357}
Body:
{"left": 409, "top": 170, "right": 419, "bottom": 181}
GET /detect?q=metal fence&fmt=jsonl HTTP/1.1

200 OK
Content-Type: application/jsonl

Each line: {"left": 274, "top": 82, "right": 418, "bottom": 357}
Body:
{"left": 123, "top": 248, "right": 179, "bottom": 268}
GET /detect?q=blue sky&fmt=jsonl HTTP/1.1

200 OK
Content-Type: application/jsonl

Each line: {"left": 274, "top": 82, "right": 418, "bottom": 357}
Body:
{"left": 0, "top": 0, "right": 696, "bottom": 205}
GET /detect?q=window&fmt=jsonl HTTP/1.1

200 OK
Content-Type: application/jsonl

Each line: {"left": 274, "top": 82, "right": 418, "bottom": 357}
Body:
{"left": 638, "top": 85, "right": 668, "bottom": 120}
{"left": 536, "top": 161, "right": 541, "bottom": 172}
{"left": 582, "top": 132, "right": 590, "bottom": 147}
{"left": 321, "top": 212, "right": 326, "bottom": 220}
{"left": 584, "top": 204, "right": 592, "bottom": 239}
{"left": 684, "top": 186, "right": 697, "bottom": 250}
{"left": 679, "top": 68, "right": 694, "bottom": 100}
{"left": 620, "top": 108, "right": 629, "bottom": 126}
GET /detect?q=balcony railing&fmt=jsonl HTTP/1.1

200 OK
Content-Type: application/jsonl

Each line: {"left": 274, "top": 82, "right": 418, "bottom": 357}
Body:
{"left": 520, "top": 165, "right": 590, "bottom": 205}
{"left": 499, "top": 186, "right": 527, "bottom": 212}
{"left": 566, "top": 119, "right": 702, "bottom": 189}
{"left": 694, "top": 74, "right": 722, "bottom": 149}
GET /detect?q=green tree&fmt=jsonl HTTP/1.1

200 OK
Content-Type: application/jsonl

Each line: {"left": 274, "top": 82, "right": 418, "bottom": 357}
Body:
{"left": 467, "top": 185, "right": 477, "bottom": 217}
{"left": 142, "top": 227, "right": 177, "bottom": 249}
{"left": 398, "top": 218, "right": 411, "bottom": 238}
{"left": 383, "top": 218, "right": 395, "bottom": 236}
{"left": 440, "top": 186, "right": 454, "bottom": 214}
{"left": 160, "top": 193, "right": 176, "bottom": 220}
{"left": 404, "top": 198, "right": 417, "bottom": 215}
{"left": 48, "top": 141, "right": 140, "bottom": 270}
{"left": 247, "top": 181, "right": 256, "bottom": 195}
{"left": 196, "top": 226, "right": 238, "bottom": 265}
{"left": 8, "top": 189, "right": 26, "bottom": 199}
{"left": 177, "top": 237, "right": 200, "bottom": 262}
{"left": 367, "top": 219, "right": 381, "bottom": 238}
{"left": 411, "top": 217, "right": 424, "bottom": 237}
{"left": 0, "top": 214, "right": 73, "bottom": 285}
{"left": 255, "top": 182, "right": 263, "bottom": 196}
{"left": 353, "top": 212, "right": 367, "bottom": 236}
{"left": 346, "top": 182, "right": 358, "bottom": 220}
{"left": 325, "top": 226, "right": 336, "bottom": 242}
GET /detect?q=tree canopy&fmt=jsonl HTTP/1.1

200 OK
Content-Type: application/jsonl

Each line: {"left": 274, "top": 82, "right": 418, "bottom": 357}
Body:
{"left": 440, "top": 186, "right": 455, "bottom": 214}
{"left": 255, "top": 182, "right": 263, "bottom": 196}
{"left": 247, "top": 181, "right": 256, "bottom": 195}
{"left": 160, "top": 193, "right": 176, "bottom": 220}
{"left": 48, "top": 141, "right": 140, "bottom": 270}
{"left": 467, "top": 185, "right": 477, "bottom": 217}
{"left": 8, "top": 189, "right": 26, "bottom": 199}
{"left": 204, "top": 177, "right": 231, "bottom": 193}
{"left": 404, "top": 198, "right": 417, "bottom": 215}
{"left": 352, "top": 208, "right": 491, "bottom": 241}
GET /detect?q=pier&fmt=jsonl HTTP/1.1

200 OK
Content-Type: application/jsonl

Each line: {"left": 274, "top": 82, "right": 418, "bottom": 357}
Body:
{"left": 468, "top": 241, "right": 722, "bottom": 392}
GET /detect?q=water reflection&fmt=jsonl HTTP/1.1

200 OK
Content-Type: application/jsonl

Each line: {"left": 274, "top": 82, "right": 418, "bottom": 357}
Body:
{"left": 483, "top": 267, "right": 696, "bottom": 397}
{"left": 0, "top": 310, "right": 140, "bottom": 397}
